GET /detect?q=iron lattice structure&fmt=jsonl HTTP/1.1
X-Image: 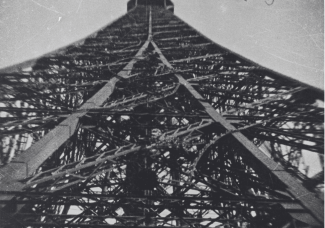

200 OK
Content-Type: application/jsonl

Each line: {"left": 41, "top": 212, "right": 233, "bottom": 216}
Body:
{"left": 0, "top": 1, "right": 323, "bottom": 227}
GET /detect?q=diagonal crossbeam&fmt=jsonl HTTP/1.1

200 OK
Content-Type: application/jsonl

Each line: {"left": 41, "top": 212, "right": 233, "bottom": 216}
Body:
{"left": 0, "top": 3, "right": 323, "bottom": 228}
{"left": 0, "top": 7, "right": 153, "bottom": 206}
{"left": 19, "top": 119, "right": 213, "bottom": 189}
{"left": 150, "top": 38, "right": 324, "bottom": 225}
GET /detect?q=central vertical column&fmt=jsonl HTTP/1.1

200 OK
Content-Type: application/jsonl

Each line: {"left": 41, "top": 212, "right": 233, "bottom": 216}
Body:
{"left": 143, "top": 6, "right": 154, "bottom": 226}
{"left": 122, "top": 6, "right": 156, "bottom": 226}
{"left": 148, "top": 6, "right": 152, "bottom": 41}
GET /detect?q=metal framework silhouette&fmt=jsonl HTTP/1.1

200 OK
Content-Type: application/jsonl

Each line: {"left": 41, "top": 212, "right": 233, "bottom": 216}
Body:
{"left": 0, "top": 0, "right": 323, "bottom": 227}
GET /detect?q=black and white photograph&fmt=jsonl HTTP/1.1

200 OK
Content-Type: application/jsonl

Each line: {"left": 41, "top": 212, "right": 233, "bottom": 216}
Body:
{"left": 0, "top": 0, "right": 323, "bottom": 227}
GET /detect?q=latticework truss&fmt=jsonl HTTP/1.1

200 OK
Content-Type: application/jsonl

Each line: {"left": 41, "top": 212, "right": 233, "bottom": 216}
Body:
{"left": 0, "top": 1, "right": 323, "bottom": 227}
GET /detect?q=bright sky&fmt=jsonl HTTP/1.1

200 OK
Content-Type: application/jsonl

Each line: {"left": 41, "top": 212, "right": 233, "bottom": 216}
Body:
{"left": 0, "top": 0, "right": 323, "bottom": 90}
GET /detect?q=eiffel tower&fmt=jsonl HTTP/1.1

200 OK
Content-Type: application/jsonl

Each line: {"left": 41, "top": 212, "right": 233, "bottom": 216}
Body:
{"left": 0, "top": 0, "right": 323, "bottom": 227}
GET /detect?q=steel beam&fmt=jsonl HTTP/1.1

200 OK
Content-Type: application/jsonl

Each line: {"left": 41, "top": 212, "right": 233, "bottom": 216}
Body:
{"left": 0, "top": 8, "right": 153, "bottom": 206}
{"left": 0, "top": 4, "right": 323, "bottom": 228}
{"left": 150, "top": 39, "right": 323, "bottom": 225}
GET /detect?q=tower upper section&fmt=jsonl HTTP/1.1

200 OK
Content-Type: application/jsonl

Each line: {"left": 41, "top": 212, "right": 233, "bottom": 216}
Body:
{"left": 127, "top": 0, "right": 174, "bottom": 12}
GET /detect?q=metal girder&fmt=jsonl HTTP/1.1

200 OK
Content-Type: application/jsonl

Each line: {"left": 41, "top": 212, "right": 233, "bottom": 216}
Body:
{"left": 150, "top": 40, "right": 323, "bottom": 225}
{"left": 0, "top": 4, "right": 323, "bottom": 228}
{"left": 156, "top": 35, "right": 201, "bottom": 42}
{"left": 82, "top": 110, "right": 210, "bottom": 118}
{"left": 0, "top": 223, "right": 234, "bottom": 228}
{"left": 170, "top": 53, "right": 224, "bottom": 63}
{"left": 159, "top": 42, "right": 212, "bottom": 50}
{"left": 152, "top": 24, "right": 186, "bottom": 29}
{"left": 0, "top": 200, "right": 305, "bottom": 211}
{"left": 0, "top": 7, "right": 153, "bottom": 205}
{"left": 0, "top": 191, "right": 302, "bottom": 203}
{"left": 16, "top": 119, "right": 213, "bottom": 190}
